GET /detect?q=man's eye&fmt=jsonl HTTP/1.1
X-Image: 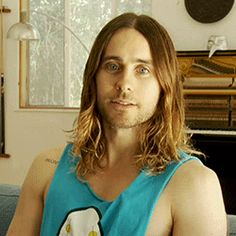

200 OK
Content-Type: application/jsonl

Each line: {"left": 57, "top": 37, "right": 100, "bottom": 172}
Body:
{"left": 137, "top": 66, "right": 150, "bottom": 75}
{"left": 105, "top": 63, "right": 120, "bottom": 72}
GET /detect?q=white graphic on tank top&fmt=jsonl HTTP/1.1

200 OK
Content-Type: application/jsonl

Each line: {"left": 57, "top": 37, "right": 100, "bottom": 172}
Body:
{"left": 58, "top": 207, "right": 102, "bottom": 236}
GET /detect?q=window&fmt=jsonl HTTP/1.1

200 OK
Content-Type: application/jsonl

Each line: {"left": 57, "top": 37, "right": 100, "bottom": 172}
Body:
{"left": 20, "top": 0, "right": 152, "bottom": 108}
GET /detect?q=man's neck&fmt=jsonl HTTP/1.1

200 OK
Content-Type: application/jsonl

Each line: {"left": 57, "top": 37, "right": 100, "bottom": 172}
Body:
{"left": 103, "top": 124, "right": 140, "bottom": 167}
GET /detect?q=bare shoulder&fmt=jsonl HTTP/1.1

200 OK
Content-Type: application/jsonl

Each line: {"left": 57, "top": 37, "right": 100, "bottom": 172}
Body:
{"left": 167, "top": 159, "right": 227, "bottom": 235}
{"left": 6, "top": 145, "right": 67, "bottom": 236}
{"left": 30, "top": 145, "right": 67, "bottom": 196}
{"left": 171, "top": 159, "right": 217, "bottom": 181}
{"left": 21, "top": 145, "right": 65, "bottom": 192}
{"left": 171, "top": 159, "right": 218, "bottom": 188}
{"left": 168, "top": 159, "right": 223, "bottom": 205}
{"left": 30, "top": 145, "right": 66, "bottom": 181}
{"left": 34, "top": 144, "right": 66, "bottom": 166}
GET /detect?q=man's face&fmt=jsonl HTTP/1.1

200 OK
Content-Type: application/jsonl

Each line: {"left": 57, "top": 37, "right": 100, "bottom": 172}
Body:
{"left": 96, "top": 28, "right": 161, "bottom": 129}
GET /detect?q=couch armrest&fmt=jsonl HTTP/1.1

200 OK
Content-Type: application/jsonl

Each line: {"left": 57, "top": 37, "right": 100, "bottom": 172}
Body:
{"left": 228, "top": 214, "right": 236, "bottom": 236}
{"left": 0, "top": 184, "right": 20, "bottom": 236}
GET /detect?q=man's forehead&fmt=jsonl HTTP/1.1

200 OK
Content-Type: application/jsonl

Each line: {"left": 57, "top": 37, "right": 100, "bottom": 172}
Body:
{"left": 99, "top": 28, "right": 153, "bottom": 64}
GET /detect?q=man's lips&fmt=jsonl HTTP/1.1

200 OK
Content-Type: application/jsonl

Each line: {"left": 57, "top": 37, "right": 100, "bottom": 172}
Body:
{"left": 110, "top": 99, "right": 137, "bottom": 109}
{"left": 111, "top": 99, "right": 136, "bottom": 106}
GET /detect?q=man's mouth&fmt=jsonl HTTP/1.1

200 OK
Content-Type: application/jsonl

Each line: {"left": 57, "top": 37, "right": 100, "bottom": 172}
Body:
{"left": 109, "top": 99, "right": 137, "bottom": 111}
{"left": 111, "top": 99, "right": 136, "bottom": 106}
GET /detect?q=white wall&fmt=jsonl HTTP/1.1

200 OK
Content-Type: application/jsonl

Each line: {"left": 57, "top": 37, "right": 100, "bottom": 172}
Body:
{"left": 0, "top": 0, "right": 78, "bottom": 185}
{"left": 152, "top": 0, "right": 236, "bottom": 51}
{"left": 1, "top": 0, "right": 236, "bottom": 185}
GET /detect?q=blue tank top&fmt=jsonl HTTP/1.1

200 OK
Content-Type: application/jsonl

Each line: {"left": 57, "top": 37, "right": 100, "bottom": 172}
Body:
{"left": 40, "top": 144, "right": 199, "bottom": 236}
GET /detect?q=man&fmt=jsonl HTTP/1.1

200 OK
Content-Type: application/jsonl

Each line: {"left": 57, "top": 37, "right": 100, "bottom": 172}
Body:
{"left": 7, "top": 13, "right": 227, "bottom": 235}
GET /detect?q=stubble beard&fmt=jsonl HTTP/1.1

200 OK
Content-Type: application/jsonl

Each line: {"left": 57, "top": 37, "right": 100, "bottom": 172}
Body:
{"left": 98, "top": 104, "right": 155, "bottom": 129}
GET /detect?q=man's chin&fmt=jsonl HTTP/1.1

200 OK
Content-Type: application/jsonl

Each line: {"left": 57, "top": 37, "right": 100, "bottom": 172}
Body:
{"left": 104, "top": 119, "right": 141, "bottom": 129}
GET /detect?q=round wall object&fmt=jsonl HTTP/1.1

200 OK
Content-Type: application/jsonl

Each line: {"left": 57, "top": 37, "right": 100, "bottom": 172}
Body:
{"left": 185, "top": 0, "right": 234, "bottom": 23}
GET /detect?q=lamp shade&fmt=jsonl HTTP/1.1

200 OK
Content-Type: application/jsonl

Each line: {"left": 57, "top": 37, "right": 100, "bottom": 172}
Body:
{"left": 7, "top": 22, "right": 40, "bottom": 41}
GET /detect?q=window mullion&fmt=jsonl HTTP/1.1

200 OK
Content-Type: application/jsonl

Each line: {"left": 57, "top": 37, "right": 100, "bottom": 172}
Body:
{"left": 63, "top": 0, "right": 71, "bottom": 107}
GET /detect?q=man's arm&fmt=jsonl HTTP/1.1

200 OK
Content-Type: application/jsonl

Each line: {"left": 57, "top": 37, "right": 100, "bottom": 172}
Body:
{"left": 6, "top": 147, "right": 63, "bottom": 236}
{"left": 170, "top": 160, "right": 227, "bottom": 236}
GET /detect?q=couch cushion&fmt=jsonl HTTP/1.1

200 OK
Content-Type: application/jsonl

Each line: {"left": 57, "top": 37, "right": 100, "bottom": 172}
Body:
{"left": 0, "top": 184, "right": 20, "bottom": 236}
{"left": 228, "top": 214, "right": 236, "bottom": 236}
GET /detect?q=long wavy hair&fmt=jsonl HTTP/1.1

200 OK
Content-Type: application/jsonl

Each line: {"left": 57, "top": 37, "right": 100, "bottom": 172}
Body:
{"left": 71, "top": 12, "right": 198, "bottom": 178}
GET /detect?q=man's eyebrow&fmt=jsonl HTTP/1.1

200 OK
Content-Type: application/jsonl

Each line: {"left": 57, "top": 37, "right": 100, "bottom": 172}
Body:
{"left": 135, "top": 58, "right": 153, "bottom": 65}
{"left": 102, "top": 56, "right": 122, "bottom": 62}
{"left": 102, "top": 55, "right": 153, "bottom": 65}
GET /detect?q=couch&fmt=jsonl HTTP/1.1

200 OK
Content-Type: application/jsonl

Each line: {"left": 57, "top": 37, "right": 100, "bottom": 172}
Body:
{"left": 0, "top": 184, "right": 20, "bottom": 236}
{"left": 0, "top": 183, "right": 236, "bottom": 236}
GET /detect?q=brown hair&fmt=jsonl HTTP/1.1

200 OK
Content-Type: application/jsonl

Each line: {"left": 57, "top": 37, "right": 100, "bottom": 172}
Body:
{"left": 72, "top": 12, "right": 197, "bottom": 178}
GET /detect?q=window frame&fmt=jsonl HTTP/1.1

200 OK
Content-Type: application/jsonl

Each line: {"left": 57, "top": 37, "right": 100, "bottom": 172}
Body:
{"left": 19, "top": 0, "right": 153, "bottom": 109}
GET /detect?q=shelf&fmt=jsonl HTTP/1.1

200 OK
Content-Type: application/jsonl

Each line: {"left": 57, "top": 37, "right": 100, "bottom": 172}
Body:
{"left": 184, "top": 89, "right": 236, "bottom": 95}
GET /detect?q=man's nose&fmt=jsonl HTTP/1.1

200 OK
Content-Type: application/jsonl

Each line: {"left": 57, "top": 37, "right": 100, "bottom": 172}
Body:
{"left": 115, "top": 69, "right": 133, "bottom": 92}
